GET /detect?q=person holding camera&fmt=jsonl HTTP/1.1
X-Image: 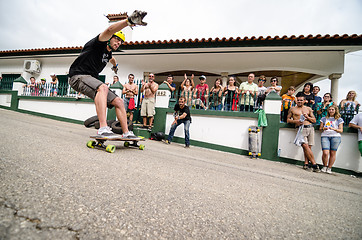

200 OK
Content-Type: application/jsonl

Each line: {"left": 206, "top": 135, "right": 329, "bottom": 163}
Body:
{"left": 315, "top": 93, "right": 335, "bottom": 123}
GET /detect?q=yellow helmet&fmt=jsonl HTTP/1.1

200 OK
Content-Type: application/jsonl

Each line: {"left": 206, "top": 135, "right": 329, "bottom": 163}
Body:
{"left": 113, "top": 31, "right": 125, "bottom": 42}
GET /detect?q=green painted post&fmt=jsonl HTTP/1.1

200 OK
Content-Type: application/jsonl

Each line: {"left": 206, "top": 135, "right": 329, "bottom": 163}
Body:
{"left": 261, "top": 92, "right": 282, "bottom": 161}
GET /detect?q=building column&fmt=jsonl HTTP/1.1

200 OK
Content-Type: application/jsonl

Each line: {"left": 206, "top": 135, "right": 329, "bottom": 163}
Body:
{"left": 329, "top": 73, "right": 342, "bottom": 103}
{"left": 221, "top": 72, "right": 228, "bottom": 88}
{"left": 143, "top": 72, "right": 150, "bottom": 82}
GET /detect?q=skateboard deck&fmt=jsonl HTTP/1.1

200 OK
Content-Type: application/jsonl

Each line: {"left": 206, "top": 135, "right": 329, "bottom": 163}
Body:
{"left": 248, "top": 126, "right": 261, "bottom": 158}
{"left": 87, "top": 135, "right": 145, "bottom": 153}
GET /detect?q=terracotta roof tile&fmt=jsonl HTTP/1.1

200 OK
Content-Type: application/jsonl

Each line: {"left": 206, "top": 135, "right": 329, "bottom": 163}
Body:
{"left": 106, "top": 12, "right": 128, "bottom": 22}
{"left": 1, "top": 34, "right": 362, "bottom": 56}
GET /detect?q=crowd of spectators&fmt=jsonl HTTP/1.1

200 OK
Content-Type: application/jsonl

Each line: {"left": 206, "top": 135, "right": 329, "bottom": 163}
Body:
{"left": 18, "top": 72, "right": 362, "bottom": 159}
{"left": 23, "top": 73, "right": 59, "bottom": 96}
{"left": 22, "top": 72, "right": 360, "bottom": 126}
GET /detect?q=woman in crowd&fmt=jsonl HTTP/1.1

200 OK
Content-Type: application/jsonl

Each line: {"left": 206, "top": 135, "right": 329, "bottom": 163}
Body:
{"left": 315, "top": 93, "right": 335, "bottom": 123}
{"left": 319, "top": 105, "right": 344, "bottom": 174}
{"left": 339, "top": 90, "right": 360, "bottom": 114}
{"left": 265, "top": 76, "right": 282, "bottom": 95}
{"left": 180, "top": 73, "right": 195, "bottom": 106}
{"left": 298, "top": 82, "right": 314, "bottom": 108}
{"left": 223, "top": 76, "right": 239, "bottom": 111}
{"left": 209, "top": 78, "right": 223, "bottom": 110}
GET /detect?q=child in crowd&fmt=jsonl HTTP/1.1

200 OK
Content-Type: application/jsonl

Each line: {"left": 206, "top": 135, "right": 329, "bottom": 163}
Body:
{"left": 38, "top": 78, "right": 47, "bottom": 96}
{"left": 281, "top": 86, "right": 296, "bottom": 122}
{"left": 50, "top": 73, "right": 58, "bottom": 96}
{"left": 319, "top": 105, "right": 344, "bottom": 174}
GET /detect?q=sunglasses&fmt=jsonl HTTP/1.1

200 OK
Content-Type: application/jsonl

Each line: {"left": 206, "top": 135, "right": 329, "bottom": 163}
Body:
{"left": 271, "top": 80, "right": 277, "bottom": 82}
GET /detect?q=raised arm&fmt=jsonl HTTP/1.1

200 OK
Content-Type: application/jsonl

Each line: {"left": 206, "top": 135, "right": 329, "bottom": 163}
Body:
{"left": 99, "top": 10, "right": 147, "bottom": 42}
{"left": 99, "top": 20, "right": 129, "bottom": 42}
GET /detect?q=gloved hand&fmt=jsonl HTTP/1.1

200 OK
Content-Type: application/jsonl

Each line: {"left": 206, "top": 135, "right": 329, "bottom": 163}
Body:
{"left": 127, "top": 10, "right": 147, "bottom": 26}
{"left": 112, "top": 64, "right": 118, "bottom": 74}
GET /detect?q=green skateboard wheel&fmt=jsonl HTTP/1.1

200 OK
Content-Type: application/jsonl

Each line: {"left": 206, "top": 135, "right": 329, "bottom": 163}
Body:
{"left": 87, "top": 140, "right": 95, "bottom": 149}
{"left": 106, "top": 145, "right": 116, "bottom": 153}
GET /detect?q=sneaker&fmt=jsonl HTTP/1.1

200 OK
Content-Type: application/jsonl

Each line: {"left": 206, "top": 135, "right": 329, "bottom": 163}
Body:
{"left": 121, "top": 131, "right": 138, "bottom": 139}
{"left": 303, "top": 164, "right": 313, "bottom": 172}
{"left": 164, "top": 140, "right": 170, "bottom": 144}
{"left": 326, "top": 168, "right": 332, "bottom": 174}
{"left": 97, "top": 126, "right": 118, "bottom": 138}
{"left": 312, "top": 165, "right": 321, "bottom": 173}
{"left": 184, "top": 145, "right": 190, "bottom": 148}
{"left": 321, "top": 166, "right": 328, "bottom": 173}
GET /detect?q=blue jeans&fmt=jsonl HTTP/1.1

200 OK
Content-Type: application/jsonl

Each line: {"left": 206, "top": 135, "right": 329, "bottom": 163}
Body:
{"left": 321, "top": 136, "right": 341, "bottom": 151}
{"left": 211, "top": 104, "right": 222, "bottom": 111}
{"left": 240, "top": 105, "right": 253, "bottom": 112}
{"left": 167, "top": 119, "right": 191, "bottom": 146}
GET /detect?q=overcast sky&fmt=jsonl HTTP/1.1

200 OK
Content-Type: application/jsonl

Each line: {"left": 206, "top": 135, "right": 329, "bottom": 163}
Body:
{"left": 0, "top": 0, "right": 361, "bottom": 103}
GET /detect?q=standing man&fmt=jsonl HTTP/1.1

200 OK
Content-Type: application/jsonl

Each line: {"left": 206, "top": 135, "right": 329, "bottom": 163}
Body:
{"left": 287, "top": 93, "right": 320, "bottom": 172}
{"left": 163, "top": 74, "right": 176, "bottom": 98}
{"left": 349, "top": 113, "right": 362, "bottom": 156}
{"left": 165, "top": 97, "right": 192, "bottom": 148}
{"left": 140, "top": 73, "right": 159, "bottom": 129}
{"left": 239, "top": 73, "right": 258, "bottom": 112}
{"left": 68, "top": 10, "right": 147, "bottom": 138}
{"left": 111, "top": 75, "right": 120, "bottom": 85}
{"left": 122, "top": 73, "right": 138, "bottom": 122}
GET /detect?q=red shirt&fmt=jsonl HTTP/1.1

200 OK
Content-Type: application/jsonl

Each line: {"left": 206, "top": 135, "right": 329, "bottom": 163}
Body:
{"left": 195, "top": 84, "right": 209, "bottom": 102}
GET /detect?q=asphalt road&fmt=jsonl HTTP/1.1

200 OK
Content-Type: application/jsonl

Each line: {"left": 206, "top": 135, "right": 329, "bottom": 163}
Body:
{"left": 0, "top": 109, "right": 361, "bottom": 239}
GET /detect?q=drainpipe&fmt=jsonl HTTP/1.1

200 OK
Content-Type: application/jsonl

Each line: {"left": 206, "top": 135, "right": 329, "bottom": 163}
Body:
{"left": 261, "top": 91, "right": 282, "bottom": 160}
{"left": 107, "top": 81, "right": 123, "bottom": 120}
{"left": 153, "top": 82, "right": 171, "bottom": 133}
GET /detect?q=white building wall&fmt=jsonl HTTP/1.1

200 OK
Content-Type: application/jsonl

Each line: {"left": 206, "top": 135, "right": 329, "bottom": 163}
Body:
{"left": 18, "top": 99, "right": 96, "bottom": 121}
{"left": 278, "top": 128, "right": 361, "bottom": 172}
{"left": 0, "top": 93, "right": 12, "bottom": 107}
{"left": 165, "top": 113, "right": 258, "bottom": 150}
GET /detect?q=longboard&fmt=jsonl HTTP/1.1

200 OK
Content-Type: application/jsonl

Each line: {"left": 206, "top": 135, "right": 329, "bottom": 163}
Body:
{"left": 248, "top": 126, "right": 261, "bottom": 158}
{"left": 87, "top": 135, "right": 145, "bottom": 153}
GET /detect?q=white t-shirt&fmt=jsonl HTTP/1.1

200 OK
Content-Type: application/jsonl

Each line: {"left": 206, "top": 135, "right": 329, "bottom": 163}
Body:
{"left": 350, "top": 113, "right": 362, "bottom": 141}
{"left": 320, "top": 117, "right": 344, "bottom": 137}
{"left": 258, "top": 86, "right": 267, "bottom": 95}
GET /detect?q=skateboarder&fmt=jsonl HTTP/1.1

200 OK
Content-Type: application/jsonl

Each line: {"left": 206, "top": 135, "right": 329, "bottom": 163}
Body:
{"left": 68, "top": 10, "right": 147, "bottom": 138}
